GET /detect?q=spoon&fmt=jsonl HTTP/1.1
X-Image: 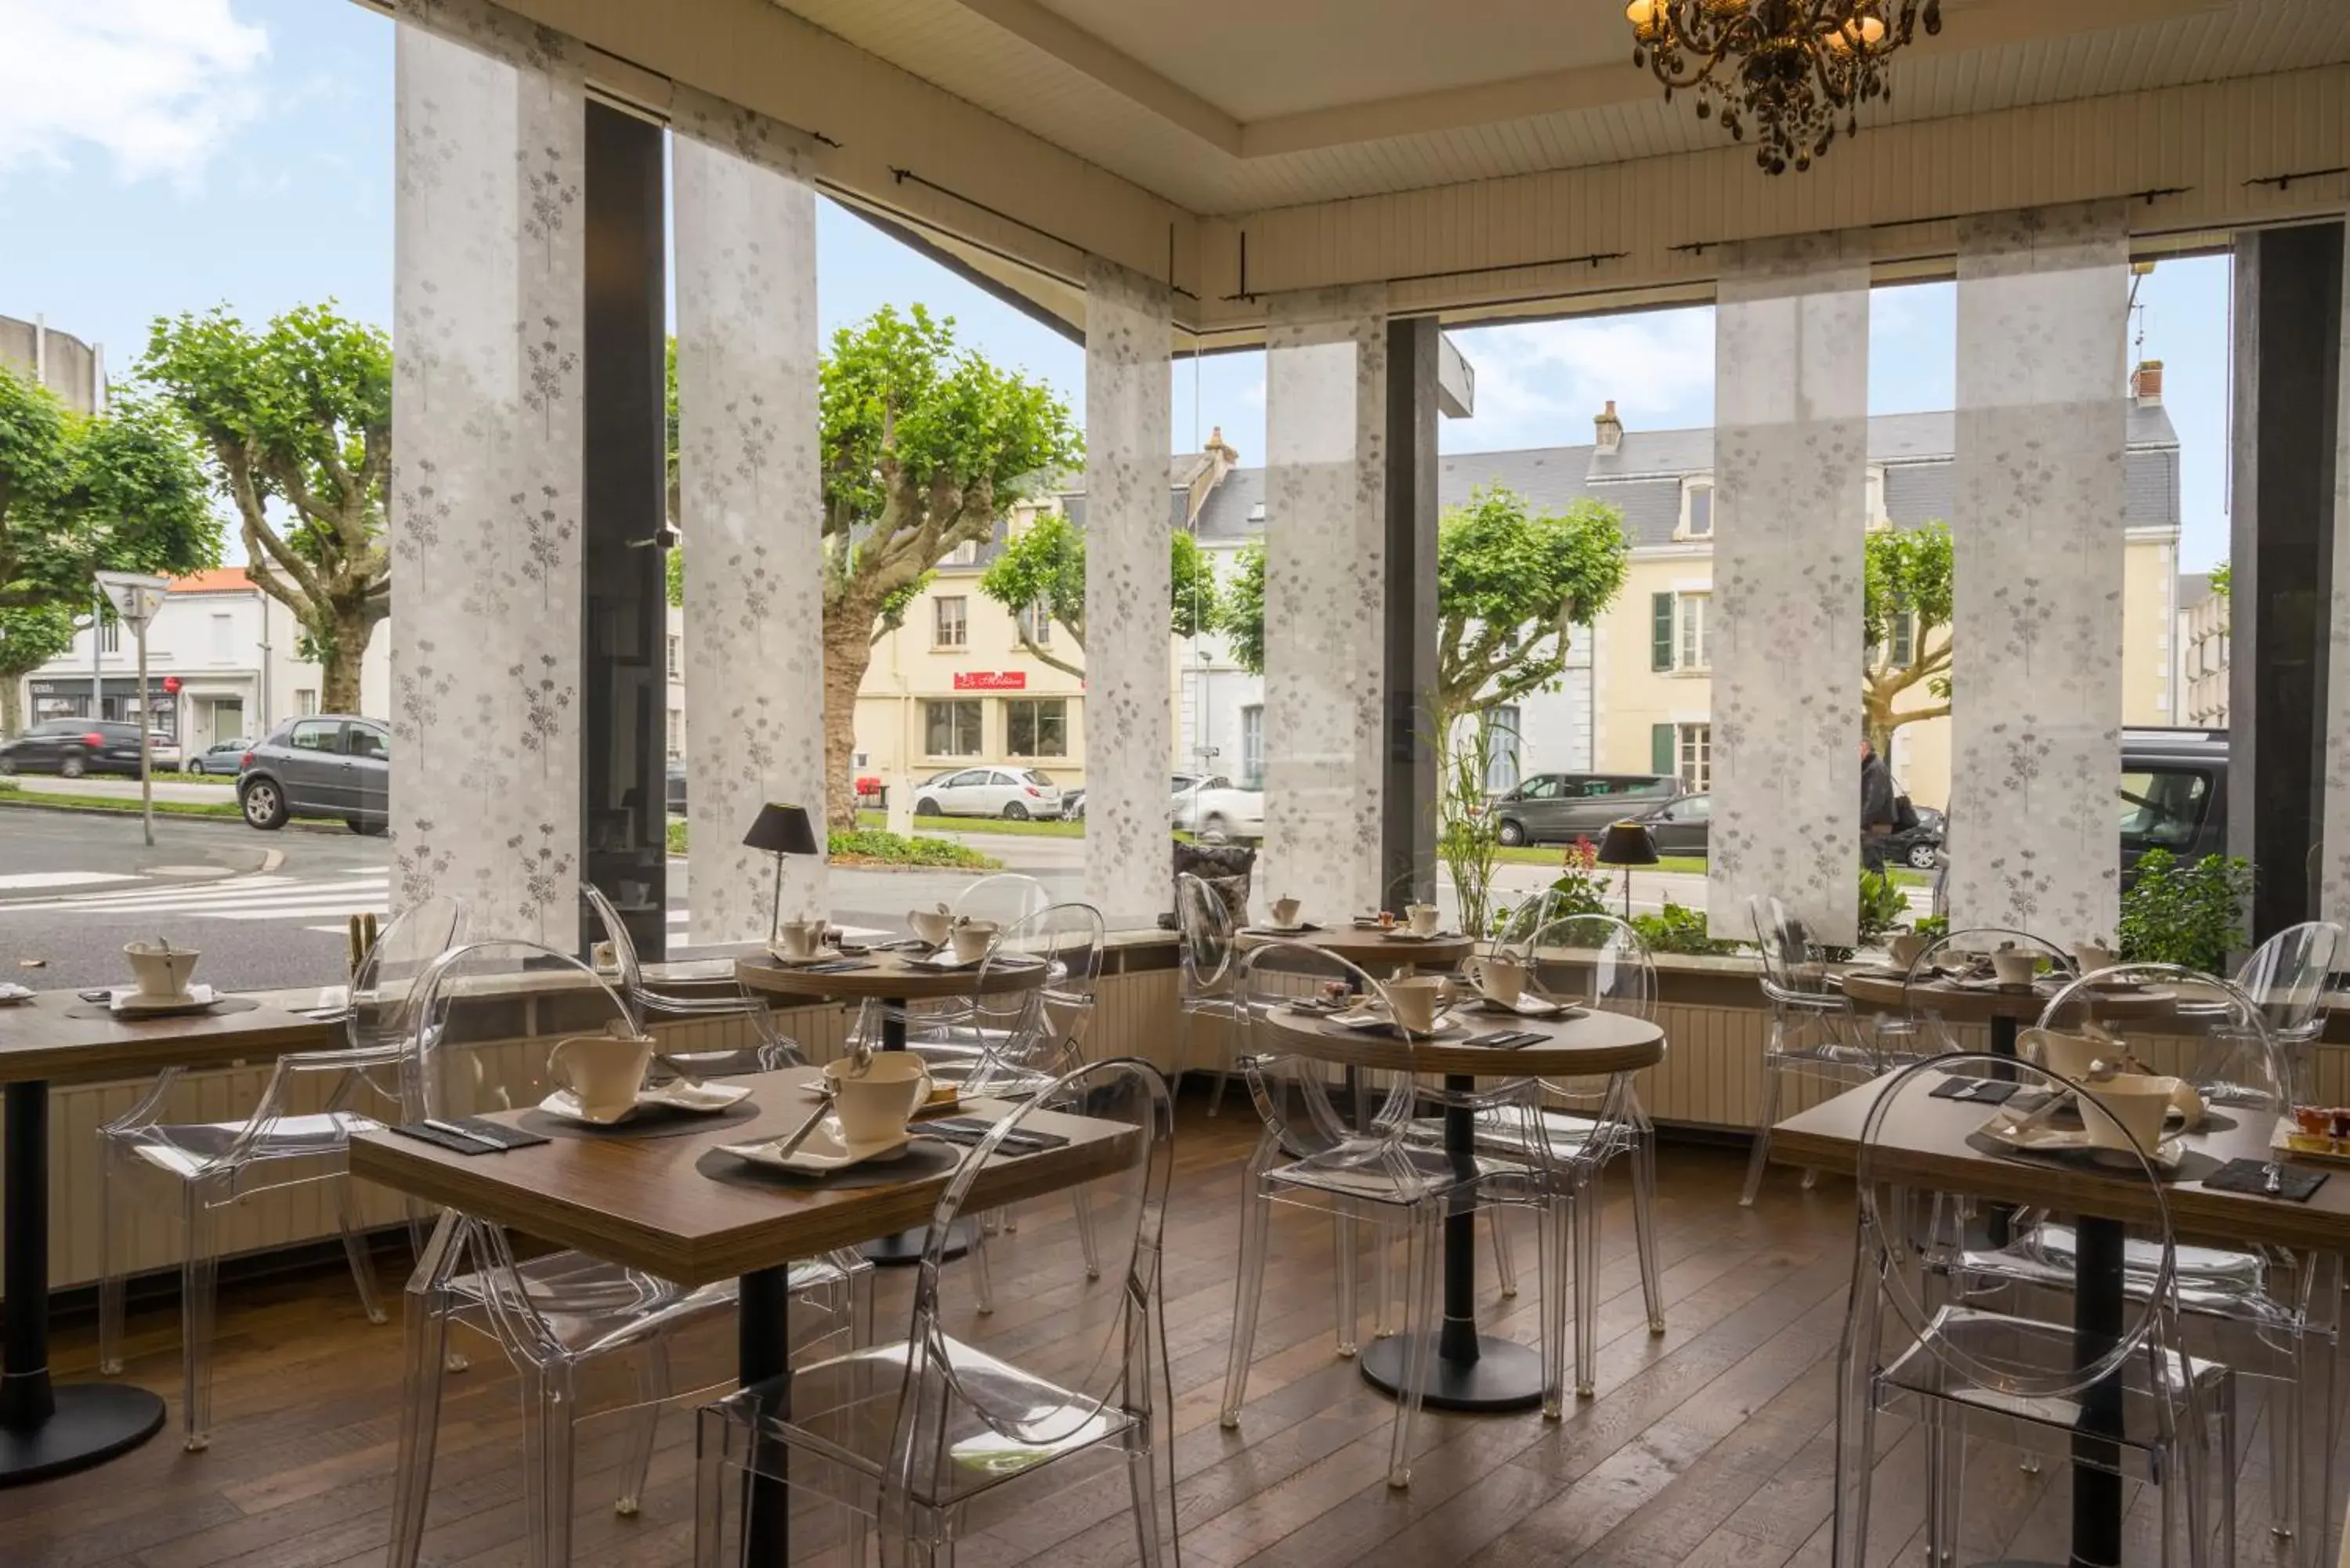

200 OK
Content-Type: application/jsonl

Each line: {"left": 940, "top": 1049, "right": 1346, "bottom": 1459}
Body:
{"left": 771, "top": 1042, "right": 877, "bottom": 1157}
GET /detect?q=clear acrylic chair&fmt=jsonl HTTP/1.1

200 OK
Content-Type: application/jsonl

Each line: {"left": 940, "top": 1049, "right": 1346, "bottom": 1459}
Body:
{"left": 584, "top": 882, "right": 802, "bottom": 1078}
{"left": 693, "top": 1058, "right": 1180, "bottom": 1568}
{"left": 1172, "top": 869, "right": 1246, "bottom": 1113}
{"left": 95, "top": 893, "right": 465, "bottom": 1451}
{"left": 1972, "top": 966, "right": 2336, "bottom": 1556}
{"left": 1742, "top": 894, "right": 1923, "bottom": 1206}
{"left": 1220, "top": 940, "right": 1552, "bottom": 1479}
{"left": 1835, "top": 1051, "right": 2236, "bottom": 1568}
{"left": 388, "top": 938, "right": 868, "bottom": 1568}
{"left": 855, "top": 871, "right": 1055, "bottom": 1048}
{"left": 2232, "top": 920, "right": 2343, "bottom": 1106}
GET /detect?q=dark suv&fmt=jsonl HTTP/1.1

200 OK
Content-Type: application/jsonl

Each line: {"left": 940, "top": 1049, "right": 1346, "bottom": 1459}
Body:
{"left": 237, "top": 715, "right": 391, "bottom": 834}
{"left": 2119, "top": 727, "right": 2228, "bottom": 876}
{"left": 1488, "top": 772, "right": 1687, "bottom": 847}
{"left": 0, "top": 719, "right": 150, "bottom": 779}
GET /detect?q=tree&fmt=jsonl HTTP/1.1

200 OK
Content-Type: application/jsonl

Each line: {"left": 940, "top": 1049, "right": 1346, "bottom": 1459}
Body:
{"left": 974, "top": 509, "right": 1220, "bottom": 679}
{"left": 0, "top": 605, "right": 78, "bottom": 738}
{"left": 815, "top": 305, "right": 1080, "bottom": 822}
{"left": 1861, "top": 520, "right": 1954, "bottom": 757}
{"left": 1220, "top": 483, "right": 1631, "bottom": 748}
{"left": 140, "top": 303, "right": 391, "bottom": 714}
{"left": 2207, "top": 562, "right": 2230, "bottom": 602}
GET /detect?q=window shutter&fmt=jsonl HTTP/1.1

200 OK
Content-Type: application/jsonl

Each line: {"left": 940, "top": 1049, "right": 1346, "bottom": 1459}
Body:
{"left": 1650, "top": 593, "right": 1674, "bottom": 671}
{"left": 1651, "top": 723, "right": 1675, "bottom": 775}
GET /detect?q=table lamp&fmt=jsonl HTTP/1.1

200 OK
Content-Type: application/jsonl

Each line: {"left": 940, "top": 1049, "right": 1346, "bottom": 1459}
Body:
{"left": 742, "top": 803, "right": 819, "bottom": 945}
{"left": 1595, "top": 819, "right": 1659, "bottom": 920}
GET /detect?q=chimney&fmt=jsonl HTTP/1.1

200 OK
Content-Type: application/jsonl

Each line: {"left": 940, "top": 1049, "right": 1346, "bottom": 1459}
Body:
{"left": 1593, "top": 399, "right": 1623, "bottom": 456}
{"left": 1183, "top": 427, "right": 1244, "bottom": 529}
{"left": 2131, "top": 359, "right": 2164, "bottom": 406}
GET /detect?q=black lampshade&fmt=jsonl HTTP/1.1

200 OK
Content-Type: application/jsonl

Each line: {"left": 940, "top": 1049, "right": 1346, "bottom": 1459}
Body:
{"left": 743, "top": 803, "right": 819, "bottom": 857}
{"left": 1595, "top": 820, "right": 1660, "bottom": 868}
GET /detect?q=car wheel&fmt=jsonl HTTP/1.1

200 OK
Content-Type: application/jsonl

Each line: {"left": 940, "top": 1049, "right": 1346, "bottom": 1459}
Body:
{"left": 1497, "top": 818, "right": 1527, "bottom": 847}
{"left": 915, "top": 797, "right": 942, "bottom": 818}
{"left": 0, "top": 755, "right": 14, "bottom": 776}
{"left": 59, "top": 754, "right": 85, "bottom": 780}
{"left": 1003, "top": 801, "right": 1029, "bottom": 821}
{"left": 1907, "top": 840, "right": 1939, "bottom": 870}
{"left": 240, "top": 779, "right": 287, "bottom": 830}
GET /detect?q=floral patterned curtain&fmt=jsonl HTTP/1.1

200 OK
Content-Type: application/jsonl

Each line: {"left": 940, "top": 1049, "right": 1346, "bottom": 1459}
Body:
{"left": 2324, "top": 224, "right": 2350, "bottom": 927}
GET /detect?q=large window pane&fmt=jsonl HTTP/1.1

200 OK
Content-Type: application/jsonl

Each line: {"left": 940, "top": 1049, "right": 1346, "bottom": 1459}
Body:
{"left": 924, "top": 698, "right": 981, "bottom": 757}
{"left": 1006, "top": 697, "right": 1066, "bottom": 757}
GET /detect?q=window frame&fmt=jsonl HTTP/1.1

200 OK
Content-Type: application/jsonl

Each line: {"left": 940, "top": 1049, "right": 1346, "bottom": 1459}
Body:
{"left": 1675, "top": 592, "right": 1712, "bottom": 672}
{"left": 1680, "top": 477, "right": 1714, "bottom": 540}
{"left": 1239, "top": 703, "right": 1265, "bottom": 789}
{"left": 922, "top": 697, "right": 983, "bottom": 757}
{"left": 289, "top": 717, "right": 344, "bottom": 755}
{"left": 1676, "top": 722, "right": 1713, "bottom": 792}
{"left": 1015, "top": 598, "right": 1053, "bottom": 647}
{"left": 933, "top": 595, "right": 969, "bottom": 650}
{"left": 1003, "top": 695, "right": 1068, "bottom": 758}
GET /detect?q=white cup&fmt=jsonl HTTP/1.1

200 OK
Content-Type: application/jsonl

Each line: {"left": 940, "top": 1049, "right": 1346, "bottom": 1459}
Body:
{"left": 951, "top": 919, "right": 1000, "bottom": 964}
{"left": 1385, "top": 977, "right": 1448, "bottom": 1034}
{"left": 776, "top": 919, "right": 823, "bottom": 959}
{"left": 1271, "top": 895, "right": 1302, "bottom": 927}
{"left": 2077, "top": 1073, "right": 2178, "bottom": 1156}
{"left": 2022, "top": 1027, "right": 2108, "bottom": 1083}
{"left": 123, "top": 941, "right": 200, "bottom": 1000}
{"left": 1461, "top": 955, "right": 1526, "bottom": 1007}
{"left": 909, "top": 908, "right": 953, "bottom": 947}
{"left": 1990, "top": 948, "right": 2038, "bottom": 986}
{"left": 1888, "top": 933, "right": 1925, "bottom": 970}
{"left": 548, "top": 1032, "right": 654, "bottom": 1119}
{"left": 2074, "top": 941, "right": 2118, "bottom": 974}
{"left": 827, "top": 1053, "right": 932, "bottom": 1144}
{"left": 1406, "top": 903, "right": 1441, "bottom": 938}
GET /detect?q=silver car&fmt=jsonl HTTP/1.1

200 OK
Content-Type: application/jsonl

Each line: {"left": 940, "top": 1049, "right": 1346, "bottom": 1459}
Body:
{"left": 911, "top": 766, "right": 1065, "bottom": 821}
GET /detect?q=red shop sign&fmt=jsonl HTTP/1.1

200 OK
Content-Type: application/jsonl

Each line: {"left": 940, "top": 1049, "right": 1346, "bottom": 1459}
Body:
{"left": 953, "top": 670, "right": 1026, "bottom": 692}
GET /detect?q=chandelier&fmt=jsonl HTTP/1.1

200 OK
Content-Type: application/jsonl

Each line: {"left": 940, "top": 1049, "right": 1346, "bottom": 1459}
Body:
{"left": 1625, "top": 1, "right": 1941, "bottom": 174}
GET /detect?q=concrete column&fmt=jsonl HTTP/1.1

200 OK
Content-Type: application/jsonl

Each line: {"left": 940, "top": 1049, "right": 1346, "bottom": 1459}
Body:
{"left": 1382, "top": 317, "right": 1440, "bottom": 911}
{"left": 1706, "top": 232, "right": 1870, "bottom": 944}
{"left": 1079, "top": 258, "right": 1173, "bottom": 927}
{"left": 672, "top": 89, "right": 829, "bottom": 944}
{"left": 2236, "top": 222, "right": 2344, "bottom": 934}
{"left": 1262, "top": 287, "right": 1387, "bottom": 921}
{"left": 389, "top": 0, "right": 585, "bottom": 943}
{"left": 1948, "top": 201, "right": 2130, "bottom": 942}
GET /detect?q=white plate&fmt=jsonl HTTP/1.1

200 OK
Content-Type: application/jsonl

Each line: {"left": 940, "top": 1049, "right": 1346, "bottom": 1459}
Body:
{"left": 763, "top": 947, "right": 849, "bottom": 967}
{"left": 537, "top": 1078, "right": 753, "bottom": 1125}
{"left": 1329, "top": 1006, "right": 1466, "bottom": 1039}
{"left": 0, "top": 983, "right": 32, "bottom": 1006}
{"left": 1379, "top": 930, "right": 1455, "bottom": 943}
{"left": 111, "top": 984, "right": 219, "bottom": 1017}
{"left": 1253, "top": 921, "right": 1311, "bottom": 934}
{"left": 1473, "top": 994, "right": 1578, "bottom": 1018}
{"left": 1979, "top": 1107, "right": 2184, "bottom": 1170}
{"left": 719, "top": 1118, "right": 912, "bottom": 1173}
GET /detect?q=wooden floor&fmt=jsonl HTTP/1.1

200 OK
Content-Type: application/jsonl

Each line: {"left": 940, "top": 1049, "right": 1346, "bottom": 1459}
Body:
{"left": 5, "top": 1103, "right": 2334, "bottom": 1567}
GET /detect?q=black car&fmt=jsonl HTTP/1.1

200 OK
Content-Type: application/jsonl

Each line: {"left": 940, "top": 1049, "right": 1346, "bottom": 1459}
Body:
{"left": 0, "top": 718, "right": 150, "bottom": 779}
{"left": 186, "top": 737, "right": 254, "bottom": 777}
{"left": 2118, "top": 727, "right": 2228, "bottom": 875}
{"left": 1487, "top": 772, "right": 1686, "bottom": 847}
{"left": 1638, "top": 789, "right": 1945, "bottom": 869}
{"left": 236, "top": 715, "right": 391, "bottom": 834}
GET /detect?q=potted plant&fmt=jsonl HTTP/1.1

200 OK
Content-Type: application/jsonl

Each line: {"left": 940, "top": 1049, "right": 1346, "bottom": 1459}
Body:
{"left": 2117, "top": 850, "right": 2254, "bottom": 974}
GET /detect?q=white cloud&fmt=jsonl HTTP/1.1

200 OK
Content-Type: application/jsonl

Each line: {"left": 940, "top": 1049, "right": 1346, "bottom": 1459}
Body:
{"left": 1446, "top": 308, "right": 1717, "bottom": 452}
{"left": 0, "top": 0, "right": 270, "bottom": 188}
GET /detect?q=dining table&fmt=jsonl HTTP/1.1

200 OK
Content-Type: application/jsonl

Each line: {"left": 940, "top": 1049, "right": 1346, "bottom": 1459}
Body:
{"left": 735, "top": 947, "right": 1051, "bottom": 1263}
{"left": 1235, "top": 923, "right": 1479, "bottom": 974}
{"left": 349, "top": 1064, "right": 1134, "bottom": 1566}
{"left": 1771, "top": 1073, "right": 2347, "bottom": 1568}
{"left": 1261, "top": 1003, "right": 1664, "bottom": 1411}
{"left": 1835, "top": 967, "right": 2177, "bottom": 1060}
{"left": 0, "top": 990, "right": 338, "bottom": 1484}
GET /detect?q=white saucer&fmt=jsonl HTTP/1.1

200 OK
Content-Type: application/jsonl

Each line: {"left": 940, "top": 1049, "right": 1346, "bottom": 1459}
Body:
{"left": 764, "top": 946, "right": 848, "bottom": 966}
{"left": 0, "top": 982, "right": 32, "bottom": 1006}
{"left": 1380, "top": 929, "right": 1452, "bottom": 943}
{"left": 720, "top": 1117, "right": 913, "bottom": 1173}
{"left": 1979, "top": 1107, "right": 2184, "bottom": 1170}
{"left": 112, "top": 984, "right": 219, "bottom": 1017}
{"left": 1329, "top": 1006, "right": 1466, "bottom": 1039}
{"left": 1256, "top": 920, "right": 1311, "bottom": 934}
{"left": 537, "top": 1078, "right": 752, "bottom": 1125}
{"left": 1473, "top": 994, "right": 1575, "bottom": 1018}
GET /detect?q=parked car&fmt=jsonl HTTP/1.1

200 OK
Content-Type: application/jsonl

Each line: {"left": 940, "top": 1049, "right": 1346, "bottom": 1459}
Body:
{"left": 2118, "top": 726, "right": 2228, "bottom": 876}
{"left": 236, "top": 715, "right": 391, "bottom": 834}
{"left": 0, "top": 719, "right": 151, "bottom": 779}
{"left": 666, "top": 759, "right": 687, "bottom": 815}
{"left": 186, "top": 737, "right": 252, "bottom": 776}
{"left": 1068, "top": 771, "right": 1216, "bottom": 824}
{"left": 911, "top": 765, "right": 1065, "bottom": 821}
{"left": 1629, "top": 790, "right": 1950, "bottom": 872}
{"left": 145, "top": 733, "right": 182, "bottom": 771}
{"left": 1174, "top": 775, "right": 1265, "bottom": 842}
{"left": 1486, "top": 772, "right": 1687, "bottom": 847}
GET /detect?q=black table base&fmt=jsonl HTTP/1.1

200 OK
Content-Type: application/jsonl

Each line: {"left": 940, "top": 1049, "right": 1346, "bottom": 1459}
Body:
{"left": 0, "top": 1080, "right": 167, "bottom": 1487}
{"left": 1358, "top": 1332, "right": 1545, "bottom": 1412}
{"left": 860, "top": 1006, "right": 969, "bottom": 1267}
{"left": 2070, "top": 1215, "right": 2125, "bottom": 1568}
{"left": 736, "top": 1266, "right": 793, "bottom": 1566}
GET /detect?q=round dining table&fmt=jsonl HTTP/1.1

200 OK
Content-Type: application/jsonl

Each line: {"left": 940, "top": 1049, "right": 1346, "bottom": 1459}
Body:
{"left": 1235, "top": 923, "right": 1479, "bottom": 972}
{"left": 1837, "top": 968, "right": 2175, "bottom": 1058}
{"left": 736, "top": 946, "right": 1050, "bottom": 1262}
{"left": 1261, "top": 1003, "right": 1664, "bottom": 1412}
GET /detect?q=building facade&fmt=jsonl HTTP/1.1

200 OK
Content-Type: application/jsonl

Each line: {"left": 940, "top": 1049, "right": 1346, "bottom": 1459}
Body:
{"left": 2178, "top": 572, "right": 2229, "bottom": 727}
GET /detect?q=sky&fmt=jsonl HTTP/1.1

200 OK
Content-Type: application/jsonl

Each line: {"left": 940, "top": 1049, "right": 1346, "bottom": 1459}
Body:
{"left": 0, "top": 0, "right": 2235, "bottom": 569}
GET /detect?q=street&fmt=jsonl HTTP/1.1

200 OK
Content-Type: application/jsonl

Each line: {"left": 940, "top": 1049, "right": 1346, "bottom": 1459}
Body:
{"left": 0, "top": 804, "right": 1929, "bottom": 991}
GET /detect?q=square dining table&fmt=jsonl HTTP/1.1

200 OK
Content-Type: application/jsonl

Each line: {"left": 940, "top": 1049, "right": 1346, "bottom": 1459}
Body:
{"left": 1772, "top": 1074, "right": 2349, "bottom": 1568}
{"left": 0, "top": 991, "right": 340, "bottom": 1484}
{"left": 349, "top": 1064, "right": 1137, "bottom": 1564}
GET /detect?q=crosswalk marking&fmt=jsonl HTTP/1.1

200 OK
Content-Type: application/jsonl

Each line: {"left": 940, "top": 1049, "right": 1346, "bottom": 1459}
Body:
{"left": 0, "top": 871, "right": 142, "bottom": 891}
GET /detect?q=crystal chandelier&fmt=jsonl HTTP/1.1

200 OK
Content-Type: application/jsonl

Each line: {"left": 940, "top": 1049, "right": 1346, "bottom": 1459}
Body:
{"left": 1625, "top": 0, "right": 1941, "bottom": 174}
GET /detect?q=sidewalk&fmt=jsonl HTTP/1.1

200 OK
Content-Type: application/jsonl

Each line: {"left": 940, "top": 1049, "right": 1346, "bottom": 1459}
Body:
{"left": 7, "top": 775, "right": 237, "bottom": 806}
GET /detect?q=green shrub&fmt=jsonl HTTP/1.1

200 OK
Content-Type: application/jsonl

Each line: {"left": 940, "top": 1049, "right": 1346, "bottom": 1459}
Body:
{"left": 826, "top": 829, "right": 1000, "bottom": 870}
{"left": 1857, "top": 868, "right": 1908, "bottom": 950}
{"left": 2118, "top": 849, "right": 2253, "bottom": 974}
{"left": 1911, "top": 912, "right": 1947, "bottom": 942}
{"left": 1630, "top": 901, "right": 1740, "bottom": 956}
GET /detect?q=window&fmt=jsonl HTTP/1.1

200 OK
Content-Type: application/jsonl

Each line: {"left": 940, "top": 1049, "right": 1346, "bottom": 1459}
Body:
{"left": 210, "top": 613, "right": 233, "bottom": 661}
{"left": 1516, "top": 775, "right": 1563, "bottom": 800}
{"left": 289, "top": 718, "right": 342, "bottom": 753}
{"left": 1015, "top": 599, "right": 1052, "bottom": 646}
{"left": 1683, "top": 480, "right": 1713, "bottom": 539}
{"left": 1676, "top": 723, "right": 1712, "bottom": 791}
{"left": 667, "top": 707, "right": 683, "bottom": 759}
{"left": 924, "top": 698, "right": 982, "bottom": 756}
{"left": 1865, "top": 467, "right": 1887, "bottom": 524}
{"left": 1240, "top": 704, "right": 1264, "bottom": 787}
{"left": 99, "top": 620, "right": 121, "bottom": 654}
{"left": 934, "top": 596, "right": 967, "bottom": 649}
{"left": 294, "top": 688, "right": 317, "bottom": 717}
{"left": 1005, "top": 696, "right": 1067, "bottom": 757}
{"left": 1482, "top": 706, "right": 1522, "bottom": 793}
{"left": 1888, "top": 602, "right": 1914, "bottom": 669}
{"left": 346, "top": 724, "right": 389, "bottom": 761}
{"left": 2118, "top": 768, "right": 2211, "bottom": 851}
{"left": 666, "top": 634, "right": 682, "bottom": 679}
{"left": 1676, "top": 593, "right": 1712, "bottom": 671}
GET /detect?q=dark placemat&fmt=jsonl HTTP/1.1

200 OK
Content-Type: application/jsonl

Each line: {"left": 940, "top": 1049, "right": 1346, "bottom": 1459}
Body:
{"left": 64, "top": 995, "right": 261, "bottom": 1021}
{"left": 1242, "top": 923, "right": 1326, "bottom": 936}
{"left": 1931, "top": 1075, "right": 2022, "bottom": 1105}
{"left": 2204, "top": 1156, "right": 2330, "bottom": 1201}
{"left": 695, "top": 1137, "right": 964, "bottom": 1191}
{"left": 515, "top": 1097, "right": 764, "bottom": 1142}
{"left": 390, "top": 1118, "right": 551, "bottom": 1156}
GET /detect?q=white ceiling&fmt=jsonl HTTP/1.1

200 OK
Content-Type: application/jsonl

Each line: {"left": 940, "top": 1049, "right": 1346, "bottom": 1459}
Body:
{"left": 766, "top": 0, "right": 2350, "bottom": 214}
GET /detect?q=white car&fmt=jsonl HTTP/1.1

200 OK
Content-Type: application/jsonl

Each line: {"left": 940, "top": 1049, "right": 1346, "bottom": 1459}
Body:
{"left": 912, "top": 766, "right": 1065, "bottom": 821}
{"left": 146, "top": 733, "right": 182, "bottom": 771}
{"left": 1173, "top": 775, "right": 1264, "bottom": 841}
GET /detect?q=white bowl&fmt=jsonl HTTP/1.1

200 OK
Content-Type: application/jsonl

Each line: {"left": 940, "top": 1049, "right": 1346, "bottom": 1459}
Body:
{"left": 123, "top": 942, "right": 200, "bottom": 1000}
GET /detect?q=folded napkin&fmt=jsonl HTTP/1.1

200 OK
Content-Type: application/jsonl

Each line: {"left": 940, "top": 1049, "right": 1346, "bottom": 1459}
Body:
{"left": 1930, "top": 1075, "right": 2022, "bottom": 1105}
{"left": 391, "top": 1117, "right": 549, "bottom": 1156}
{"left": 803, "top": 959, "right": 876, "bottom": 975}
{"left": 2203, "top": 1157, "right": 2328, "bottom": 1201}
{"left": 919, "top": 1116, "right": 1068, "bottom": 1154}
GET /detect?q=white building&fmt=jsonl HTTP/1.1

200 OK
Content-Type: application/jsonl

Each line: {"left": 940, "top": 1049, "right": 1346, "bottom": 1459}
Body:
{"left": 16, "top": 569, "right": 391, "bottom": 750}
